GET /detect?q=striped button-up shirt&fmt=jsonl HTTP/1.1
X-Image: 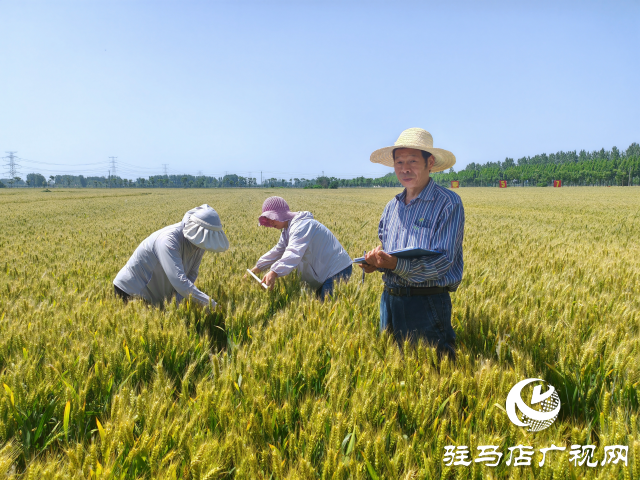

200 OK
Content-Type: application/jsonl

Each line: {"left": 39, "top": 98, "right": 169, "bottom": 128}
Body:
{"left": 378, "top": 178, "right": 464, "bottom": 290}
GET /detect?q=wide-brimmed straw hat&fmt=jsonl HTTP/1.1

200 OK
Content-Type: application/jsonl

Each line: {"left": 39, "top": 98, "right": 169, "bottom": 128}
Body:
{"left": 182, "top": 204, "right": 230, "bottom": 252}
{"left": 370, "top": 128, "right": 456, "bottom": 172}
{"left": 258, "top": 196, "right": 297, "bottom": 227}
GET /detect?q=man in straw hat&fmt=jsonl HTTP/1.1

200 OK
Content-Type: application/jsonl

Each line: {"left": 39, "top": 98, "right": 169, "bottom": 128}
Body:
{"left": 248, "top": 196, "right": 353, "bottom": 300}
{"left": 361, "top": 128, "right": 464, "bottom": 361}
{"left": 113, "top": 204, "right": 229, "bottom": 307}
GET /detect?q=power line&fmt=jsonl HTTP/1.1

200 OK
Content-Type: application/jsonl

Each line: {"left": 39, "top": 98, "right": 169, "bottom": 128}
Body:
{"left": 4, "top": 153, "right": 394, "bottom": 181}
{"left": 10, "top": 154, "right": 392, "bottom": 179}
{"left": 18, "top": 158, "right": 109, "bottom": 167}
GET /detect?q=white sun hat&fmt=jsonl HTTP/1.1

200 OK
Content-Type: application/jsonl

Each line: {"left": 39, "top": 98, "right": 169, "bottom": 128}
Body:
{"left": 370, "top": 128, "right": 456, "bottom": 172}
{"left": 182, "top": 204, "right": 230, "bottom": 252}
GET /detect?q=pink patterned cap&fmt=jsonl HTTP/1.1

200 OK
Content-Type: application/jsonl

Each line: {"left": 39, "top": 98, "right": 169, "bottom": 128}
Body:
{"left": 258, "top": 196, "right": 297, "bottom": 227}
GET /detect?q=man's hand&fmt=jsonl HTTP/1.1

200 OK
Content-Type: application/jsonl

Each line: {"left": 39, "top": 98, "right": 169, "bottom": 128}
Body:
{"left": 376, "top": 250, "right": 398, "bottom": 270}
{"left": 364, "top": 245, "right": 398, "bottom": 271}
{"left": 359, "top": 263, "right": 378, "bottom": 274}
{"left": 262, "top": 270, "right": 278, "bottom": 290}
{"left": 360, "top": 246, "right": 382, "bottom": 274}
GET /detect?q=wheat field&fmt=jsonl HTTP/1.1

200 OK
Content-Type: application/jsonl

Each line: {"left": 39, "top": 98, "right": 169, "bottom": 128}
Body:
{"left": 0, "top": 187, "right": 639, "bottom": 479}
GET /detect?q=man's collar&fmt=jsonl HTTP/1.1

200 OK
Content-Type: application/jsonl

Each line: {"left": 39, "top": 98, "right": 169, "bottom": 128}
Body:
{"left": 395, "top": 189, "right": 407, "bottom": 202}
{"left": 395, "top": 177, "right": 437, "bottom": 204}
{"left": 418, "top": 177, "right": 437, "bottom": 201}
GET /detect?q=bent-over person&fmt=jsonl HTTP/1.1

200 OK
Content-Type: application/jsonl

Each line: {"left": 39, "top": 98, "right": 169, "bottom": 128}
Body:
{"left": 113, "top": 204, "right": 229, "bottom": 306}
{"left": 362, "top": 128, "right": 464, "bottom": 361}
{"left": 249, "top": 196, "right": 352, "bottom": 300}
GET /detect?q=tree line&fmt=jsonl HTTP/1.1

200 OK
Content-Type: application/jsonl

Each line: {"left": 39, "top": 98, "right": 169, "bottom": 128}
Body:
{"left": 432, "top": 143, "right": 640, "bottom": 187}
{"left": 2, "top": 142, "right": 638, "bottom": 189}
{"left": 1, "top": 172, "right": 402, "bottom": 189}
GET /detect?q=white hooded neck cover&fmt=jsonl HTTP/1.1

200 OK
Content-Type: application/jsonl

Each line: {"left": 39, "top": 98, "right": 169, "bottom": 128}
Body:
{"left": 182, "top": 204, "right": 230, "bottom": 252}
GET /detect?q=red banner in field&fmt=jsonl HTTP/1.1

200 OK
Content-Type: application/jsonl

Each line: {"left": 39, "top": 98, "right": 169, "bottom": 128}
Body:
{"left": 499, "top": 180, "right": 507, "bottom": 188}
{"left": 554, "top": 180, "right": 562, "bottom": 187}
{"left": 451, "top": 181, "right": 459, "bottom": 188}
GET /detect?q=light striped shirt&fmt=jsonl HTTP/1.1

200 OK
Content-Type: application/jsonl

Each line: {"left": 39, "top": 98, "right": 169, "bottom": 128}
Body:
{"left": 255, "top": 211, "right": 353, "bottom": 290}
{"left": 378, "top": 178, "right": 464, "bottom": 291}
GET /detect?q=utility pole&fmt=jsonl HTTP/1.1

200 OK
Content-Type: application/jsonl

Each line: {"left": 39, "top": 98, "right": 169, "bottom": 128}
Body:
{"left": 162, "top": 164, "right": 169, "bottom": 187}
{"left": 109, "top": 157, "right": 117, "bottom": 187}
{"left": 108, "top": 170, "right": 111, "bottom": 189}
{"left": 4, "top": 151, "right": 19, "bottom": 187}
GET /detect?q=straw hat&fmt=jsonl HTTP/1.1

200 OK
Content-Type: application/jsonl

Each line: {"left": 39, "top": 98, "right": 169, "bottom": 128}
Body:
{"left": 370, "top": 128, "right": 456, "bottom": 172}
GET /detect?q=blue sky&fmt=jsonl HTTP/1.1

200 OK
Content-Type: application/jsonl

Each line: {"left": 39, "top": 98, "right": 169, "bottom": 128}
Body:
{"left": 1, "top": 1, "right": 638, "bottom": 180}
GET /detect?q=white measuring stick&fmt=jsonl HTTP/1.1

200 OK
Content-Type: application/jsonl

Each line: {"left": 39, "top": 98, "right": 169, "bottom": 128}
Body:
{"left": 247, "top": 269, "right": 269, "bottom": 289}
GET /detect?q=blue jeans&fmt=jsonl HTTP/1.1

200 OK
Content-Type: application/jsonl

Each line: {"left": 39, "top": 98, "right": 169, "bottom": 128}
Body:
{"left": 380, "top": 290, "right": 456, "bottom": 361}
{"left": 317, "top": 265, "right": 352, "bottom": 301}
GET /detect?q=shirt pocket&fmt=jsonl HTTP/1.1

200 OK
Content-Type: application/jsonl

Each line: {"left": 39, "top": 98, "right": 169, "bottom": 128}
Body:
{"left": 412, "top": 217, "right": 433, "bottom": 229}
{"left": 408, "top": 217, "right": 433, "bottom": 245}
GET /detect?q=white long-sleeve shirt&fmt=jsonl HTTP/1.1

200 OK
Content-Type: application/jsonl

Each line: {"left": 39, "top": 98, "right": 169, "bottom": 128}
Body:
{"left": 255, "top": 211, "right": 352, "bottom": 290}
{"left": 113, "top": 221, "right": 212, "bottom": 306}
